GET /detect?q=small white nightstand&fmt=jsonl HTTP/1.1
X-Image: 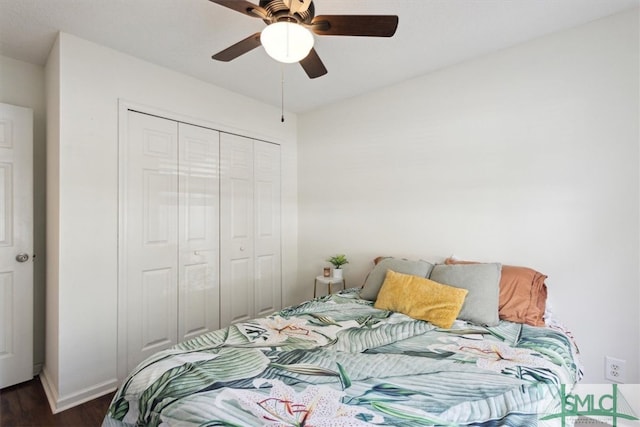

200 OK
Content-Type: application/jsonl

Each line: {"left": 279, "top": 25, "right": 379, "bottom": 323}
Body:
{"left": 314, "top": 275, "right": 346, "bottom": 298}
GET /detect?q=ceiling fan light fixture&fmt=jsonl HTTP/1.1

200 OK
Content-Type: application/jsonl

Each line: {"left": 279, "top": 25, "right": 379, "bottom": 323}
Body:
{"left": 260, "top": 21, "right": 314, "bottom": 63}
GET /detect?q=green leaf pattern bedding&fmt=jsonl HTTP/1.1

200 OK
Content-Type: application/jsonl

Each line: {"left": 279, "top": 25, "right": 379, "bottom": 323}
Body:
{"left": 103, "top": 291, "right": 581, "bottom": 426}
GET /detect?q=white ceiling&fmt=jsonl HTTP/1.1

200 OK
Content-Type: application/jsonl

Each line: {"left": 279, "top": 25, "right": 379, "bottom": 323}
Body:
{"left": 0, "top": 0, "right": 638, "bottom": 113}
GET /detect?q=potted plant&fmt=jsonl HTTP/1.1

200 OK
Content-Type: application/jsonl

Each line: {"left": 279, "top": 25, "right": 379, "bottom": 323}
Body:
{"left": 327, "top": 254, "right": 348, "bottom": 279}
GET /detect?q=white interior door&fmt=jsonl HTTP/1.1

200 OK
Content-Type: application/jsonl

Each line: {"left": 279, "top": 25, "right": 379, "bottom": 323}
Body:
{"left": 220, "top": 133, "right": 254, "bottom": 326}
{"left": 124, "top": 111, "right": 178, "bottom": 373}
{"left": 0, "top": 103, "right": 33, "bottom": 388}
{"left": 253, "top": 142, "right": 281, "bottom": 318}
{"left": 178, "top": 123, "right": 220, "bottom": 342}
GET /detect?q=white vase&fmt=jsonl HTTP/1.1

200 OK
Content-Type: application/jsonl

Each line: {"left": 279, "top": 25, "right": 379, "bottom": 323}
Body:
{"left": 333, "top": 268, "right": 343, "bottom": 279}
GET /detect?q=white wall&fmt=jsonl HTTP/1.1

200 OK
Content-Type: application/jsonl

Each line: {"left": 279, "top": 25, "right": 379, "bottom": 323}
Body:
{"left": 43, "top": 32, "right": 298, "bottom": 411}
{"left": 44, "top": 35, "right": 61, "bottom": 407}
{"left": 298, "top": 9, "right": 639, "bottom": 384}
{"left": 0, "top": 54, "right": 47, "bottom": 375}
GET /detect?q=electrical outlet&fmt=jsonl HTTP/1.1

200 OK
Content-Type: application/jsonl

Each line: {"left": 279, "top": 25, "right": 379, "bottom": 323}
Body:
{"left": 605, "top": 356, "right": 626, "bottom": 383}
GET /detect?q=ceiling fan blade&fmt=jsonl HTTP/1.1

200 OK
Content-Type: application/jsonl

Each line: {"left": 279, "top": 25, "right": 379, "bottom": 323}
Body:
{"left": 208, "top": 0, "right": 266, "bottom": 18}
{"left": 299, "top": 48, "right": 327, "bottom": 79}
{"left": 212, "top": 32, "right": 262, "bottom": 62}
{"left": 310, "top": 15, "right": 399, "bottom": 37}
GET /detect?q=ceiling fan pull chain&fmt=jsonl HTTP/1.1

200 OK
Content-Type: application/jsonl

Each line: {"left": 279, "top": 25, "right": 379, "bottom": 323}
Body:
{"left": 281, "top": 64, "right": 285, "bottom": 123}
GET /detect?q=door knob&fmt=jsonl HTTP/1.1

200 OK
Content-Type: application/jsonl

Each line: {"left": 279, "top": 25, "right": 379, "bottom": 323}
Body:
{"left": 16, "top": 253, "right": 29, "bottom": 263}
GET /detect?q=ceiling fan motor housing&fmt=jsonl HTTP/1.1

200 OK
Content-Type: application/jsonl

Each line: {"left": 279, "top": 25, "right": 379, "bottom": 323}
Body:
{"left": 259, "top": 0, "right": 315, "bottom": 24}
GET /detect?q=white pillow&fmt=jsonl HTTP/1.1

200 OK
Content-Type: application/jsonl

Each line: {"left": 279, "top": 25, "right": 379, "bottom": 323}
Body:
{"left": 429, "top": 263, "right": 501, "bottom": 326}
{"left": 359, "top": 257, "right": 434, "bottom": 301}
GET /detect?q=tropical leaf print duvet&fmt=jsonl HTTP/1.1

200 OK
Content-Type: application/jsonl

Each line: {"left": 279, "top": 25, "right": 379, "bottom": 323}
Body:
{"left": 103, "top": 291, "right": 581, "bottom": 427}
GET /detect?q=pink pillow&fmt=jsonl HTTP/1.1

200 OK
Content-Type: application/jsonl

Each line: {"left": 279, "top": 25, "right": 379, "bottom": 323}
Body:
{"left": 444, "top": 258, "right": 547, "bottom": 326}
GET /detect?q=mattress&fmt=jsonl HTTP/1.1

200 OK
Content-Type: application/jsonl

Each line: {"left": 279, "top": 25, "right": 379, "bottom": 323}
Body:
{"left": 102, "top": 290, "right": 581, "bottom": 426}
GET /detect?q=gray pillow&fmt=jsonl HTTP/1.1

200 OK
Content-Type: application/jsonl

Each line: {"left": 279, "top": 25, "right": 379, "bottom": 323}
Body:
{"left": 359, "top": 258, "right": 434, "bottom": 301}
{"left": 429, "top": 263, "right": 501, "bottom": 326}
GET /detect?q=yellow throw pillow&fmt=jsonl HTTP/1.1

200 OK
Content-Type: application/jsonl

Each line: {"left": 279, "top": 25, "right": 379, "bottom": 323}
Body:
{"left": 374, "top": 269, "right": 468, "bottom": 328}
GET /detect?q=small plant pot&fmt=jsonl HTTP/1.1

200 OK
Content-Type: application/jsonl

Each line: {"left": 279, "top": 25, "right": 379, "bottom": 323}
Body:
{"left": 332, "top": 268, "right": 343, "bottom": 279}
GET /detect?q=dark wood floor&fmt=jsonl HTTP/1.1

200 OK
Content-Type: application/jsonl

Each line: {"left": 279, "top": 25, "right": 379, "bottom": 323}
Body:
{"left": 0, "top": 377, "right": 114, "bottom": 426}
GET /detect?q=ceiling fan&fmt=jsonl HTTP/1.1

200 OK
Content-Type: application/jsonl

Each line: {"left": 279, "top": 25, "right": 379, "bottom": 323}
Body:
{"left": 210, "top": 0, "right": 399, "bottom": 79}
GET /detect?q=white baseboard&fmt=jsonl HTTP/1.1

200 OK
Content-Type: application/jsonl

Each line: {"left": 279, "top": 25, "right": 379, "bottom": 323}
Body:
{"left": 39, "top": 368, "right": 118, "bottom": 414}
{"left": 39, "top": 367, "right": 59, "bottom": 413}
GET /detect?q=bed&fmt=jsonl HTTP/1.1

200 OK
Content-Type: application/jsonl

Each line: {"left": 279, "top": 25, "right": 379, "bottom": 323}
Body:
{"left": 103, "top": 257, "right": 582, "bottom": 427}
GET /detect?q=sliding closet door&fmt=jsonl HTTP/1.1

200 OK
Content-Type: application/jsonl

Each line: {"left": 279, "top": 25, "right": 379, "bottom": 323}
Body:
{"left": 123, "top": 114, "right": 222, "bottom": 372}
{"left": 220, "top": 134, "right": 281, "bottom": 326}
{"left": 124, "top": 111, "right": 179, "bottom": 373}
{"left": 178, "top": 123, "right": 220, "bottom": 342}
{"left": 254, "top": 142, "right": 281, "bottom": 318}
{"left": 220, "top": 134, "right": 254, "bottom": 325}
{"left": 121, "top": 108, "right": 280, "bottom": 375}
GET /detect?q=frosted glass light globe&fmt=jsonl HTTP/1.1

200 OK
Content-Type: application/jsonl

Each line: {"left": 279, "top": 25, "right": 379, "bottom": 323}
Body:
{"left": 261, "top": 21, "right": 314, "bottom": 63}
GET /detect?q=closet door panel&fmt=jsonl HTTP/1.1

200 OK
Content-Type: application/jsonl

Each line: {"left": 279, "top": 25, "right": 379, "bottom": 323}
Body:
{"left": 228, "top": 258, "right": 252, "bottom": 324}
{"left": 141, "top": 268, "right": 175, "bottom": 350}
{"left": 125, "top": 111, "right": 179, "bottom": 373}
{"left": 178, "top": 123, "right": 220, "bottom": 342}
{"left": 255, "top": 254, "right": 277, "bottom": 316}
{"left": 144, "top": 172, "right": 175, "bottom": 243}
{"left": 254, "top": 142, "right": 281, "bottom": 318}
{"left": 220, "top": 134, "right": 254, "bottom": 326}
{"left": 181, "top": 263, "right": 209, "bottom": 338}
